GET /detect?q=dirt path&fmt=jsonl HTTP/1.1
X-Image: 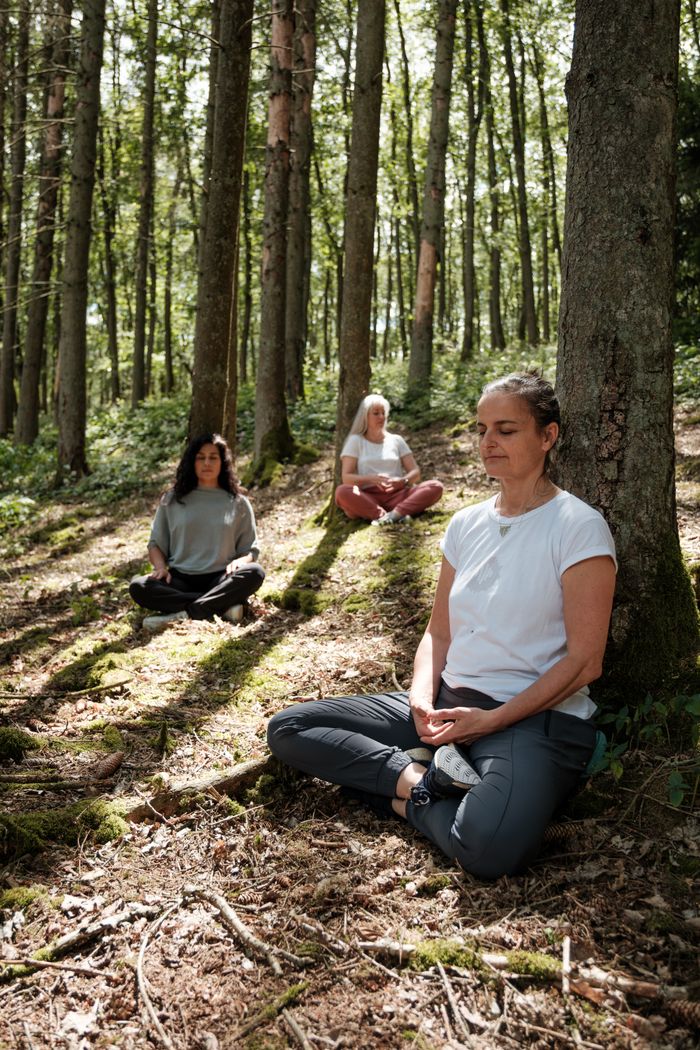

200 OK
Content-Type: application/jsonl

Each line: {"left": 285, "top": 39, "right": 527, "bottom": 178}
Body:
{"left": 0, "top": 425, "right": 698, "bottom": 1049}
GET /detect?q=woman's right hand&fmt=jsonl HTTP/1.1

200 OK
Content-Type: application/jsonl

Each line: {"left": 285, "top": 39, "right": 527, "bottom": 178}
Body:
{"left": 410, "top": 695, "right": 437, "bottom": 739}
{"left": 149, "top": 567, "right": 171, "bottom": 583}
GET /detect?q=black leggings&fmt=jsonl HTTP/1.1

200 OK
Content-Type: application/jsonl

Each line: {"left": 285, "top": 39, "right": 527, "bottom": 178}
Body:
{"left": 129, "top": 564, "right": 265, "bottom": 620}
{"left": 267, "top": 681, "right": 596, "bottom": 879}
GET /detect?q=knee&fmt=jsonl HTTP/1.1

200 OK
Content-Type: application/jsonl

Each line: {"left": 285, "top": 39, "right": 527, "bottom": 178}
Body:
{"left": 245, "top": 563, "right": 265, "bottom": 590}
{"left": 129, "top": 576, "right": 148, "bottom": 599}
{"left": 267, "top": 707, "right": 300, "bottom": 759}
{"left": 450, "top": 822, "right": 537, "bottom": 880}
{"left": 334, "top": 484, "right": 351, "bottom": 508}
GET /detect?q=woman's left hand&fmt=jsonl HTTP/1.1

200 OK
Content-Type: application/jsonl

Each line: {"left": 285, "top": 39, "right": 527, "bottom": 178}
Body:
{"left": 419, "top": 705, "right": 499, "bottom": 747}
{"left": 226, "top": 556, "right": 249, "bottom": 575}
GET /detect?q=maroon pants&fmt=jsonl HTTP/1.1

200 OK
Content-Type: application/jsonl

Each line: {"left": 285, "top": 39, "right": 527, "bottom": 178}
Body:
{"left": 335, "top": 480, "right": 443, "bottom": 522}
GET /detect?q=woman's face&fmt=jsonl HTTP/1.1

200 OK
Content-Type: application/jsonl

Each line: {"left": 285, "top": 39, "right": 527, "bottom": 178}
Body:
{"left": 194, "top": 442, "right": 222, "bottom": 487}
{"left": 366, "top": 403, "right": 387, "bottom": 432}
{"left": 476, "top": 392, "right": 557, "bottom": 481}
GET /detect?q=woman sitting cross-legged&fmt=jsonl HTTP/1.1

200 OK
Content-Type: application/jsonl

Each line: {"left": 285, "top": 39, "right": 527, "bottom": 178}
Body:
{"left": 130, "top": 433, "right": 264, "bottom": 632}
{"left": 335, "top": 393, "right": 443, "bottom": 525}
{"left": 268, "top": 372, "right": 617, "bottom": 880}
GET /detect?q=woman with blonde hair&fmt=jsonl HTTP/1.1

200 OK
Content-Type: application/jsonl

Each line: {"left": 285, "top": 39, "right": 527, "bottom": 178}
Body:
{"left": 335, "top": 394, "right": 443, "bottom": 524}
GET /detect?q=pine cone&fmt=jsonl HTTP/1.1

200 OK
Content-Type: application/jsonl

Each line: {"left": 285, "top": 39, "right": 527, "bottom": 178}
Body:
{"left": 543, "top": 822, "right": 580, "bottom": 844}
{"left": 93, "top": 750, "right": 125, "bottom": 781}
{"left": 665, "top": 999, "right": 700, "bottom": 1030}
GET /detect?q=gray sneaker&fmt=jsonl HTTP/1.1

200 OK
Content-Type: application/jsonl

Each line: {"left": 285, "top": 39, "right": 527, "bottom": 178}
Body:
{"left": 411, "top": 745, "right": 481, "bottom": 806}
{"left": 142, "top": 610, "right": 189, "bottom": 633}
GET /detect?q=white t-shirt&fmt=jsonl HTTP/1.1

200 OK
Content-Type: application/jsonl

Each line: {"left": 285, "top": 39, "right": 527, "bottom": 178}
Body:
{"left": 340, "top": 432, "right": 412, "bottom": 486}
{"left": 439, "top": 490, "right": 617, "bottom": 719}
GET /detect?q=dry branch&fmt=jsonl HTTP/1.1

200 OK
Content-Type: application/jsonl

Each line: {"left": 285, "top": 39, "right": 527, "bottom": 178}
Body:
{"left": 126, "top": 756, "right": 273, "bottom": 821}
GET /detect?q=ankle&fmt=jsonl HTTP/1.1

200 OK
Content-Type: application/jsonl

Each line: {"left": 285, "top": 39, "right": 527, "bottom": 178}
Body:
{"left": 395, "top": 761, "right": 428, "bottom": 799}
{"left": 391, "top": 797, "right": 408, "bottom": 819}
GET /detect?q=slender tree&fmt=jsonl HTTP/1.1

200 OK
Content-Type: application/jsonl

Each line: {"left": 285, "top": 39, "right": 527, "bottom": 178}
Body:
{"left": 333, "top": 0, "right": 386, "bottom": 475}
{"left": 190, "top": 0, "right": 254, "bottom": 440}
{"left": 131, "top": 0, "right": 158, "bottom": 407}
{"left": 557, "top": 0, "right": 698, "bottom": 698}
{"left": 478, "top": 4, "right": 505, "bottom": 349}
{"left": 56, "top": 0, "right": 106, "bottom": 477}
{"left": 285, "top": 0, "right": 316, "bottom": 402}
{"left": 407, "top": 0, "right": 458, "bottom": 399}
{"left": 0, "top": 0, "right": 29, "bottom": 436}
{"left": 460, "top": 0, "right": 486, "bottom": 361}
{"left": 97, "top": 123, "right": 121, "bottom": 401}
{"left": 17, "top": 0, "right": 72, "bottom": 445}
{"left": 500, "top": 0, "right": 538, "bottom": 345}
{"left": 253, "top": 0, "right": 295, "bottom": 473}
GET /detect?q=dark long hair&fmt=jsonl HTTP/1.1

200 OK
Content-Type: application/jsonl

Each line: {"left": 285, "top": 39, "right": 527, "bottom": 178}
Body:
{"left": 173, "top": 433, "right": 239, "bottom": 501}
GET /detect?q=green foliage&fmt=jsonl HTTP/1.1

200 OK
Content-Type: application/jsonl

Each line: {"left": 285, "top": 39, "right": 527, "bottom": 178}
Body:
{"left": 0, "top": 494, "right": 36, "bottom": 532}
{"left": 674, "top": 345, "right": 700, "bottom": 406}
{"left": 70, "top": 594, "right": 101, "bottom": 626}
{"left": 0, "top": 885, "right": 48, "bottom": 914}
{"left": 0, "top": 799, "right": 129, "bottom": 860}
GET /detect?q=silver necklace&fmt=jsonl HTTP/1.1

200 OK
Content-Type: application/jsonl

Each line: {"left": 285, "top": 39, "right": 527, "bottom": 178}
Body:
{"left": 495, "top": 485, "right": 554, "bottom": 538}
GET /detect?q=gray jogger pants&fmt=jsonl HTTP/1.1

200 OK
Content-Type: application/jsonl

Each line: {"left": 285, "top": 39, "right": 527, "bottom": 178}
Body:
{"left": 266, "top": 681, "right": 596, "bottom": 879}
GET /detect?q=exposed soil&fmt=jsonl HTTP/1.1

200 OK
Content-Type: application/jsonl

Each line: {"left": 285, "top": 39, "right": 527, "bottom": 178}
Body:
{"left": 0, "top": 421, "right": 698, "bottom": 1050}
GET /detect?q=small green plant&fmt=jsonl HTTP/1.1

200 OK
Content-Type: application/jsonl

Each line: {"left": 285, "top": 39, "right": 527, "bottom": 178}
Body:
{"left": 70, "top": 594, "right": 101, "bottom": 625}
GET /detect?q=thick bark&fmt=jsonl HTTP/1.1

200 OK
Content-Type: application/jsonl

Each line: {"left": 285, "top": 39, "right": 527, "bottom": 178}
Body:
{"left": 478, "top": 6, "right": 505, "bottom": 350}
{"left": 500, "top": 0, "right": 538, "bottom": 345}
{"left": 407, "top": 0, "right": 457, "bottom": 398}
{"left": 333, "top": 0, "right": 386, "bottom": 478}
{"left": 190, "top": 0, "right": 253, "bottom": 440}
{"left": 56, "top": 0, "right": 106, "bottom": 478}
{"left": 557, "top": 0, "right": 698, "bottom": 694}
{"left": 0, "top": 0, "right": 29, "bottom": 436}
{"left": 460, "top": 0, "right": 485, "bottom": 361}
{"left": 285, "top": 0, "right": 316, "bottom": 402}
{"left": 16, "top": 0, "right": 72, "bottom": 445}
{"left": 252, "top": 0, "right": 295, "bottom": 472}
{"left": 131, "top": 0, "right": 158, "bottom": 407}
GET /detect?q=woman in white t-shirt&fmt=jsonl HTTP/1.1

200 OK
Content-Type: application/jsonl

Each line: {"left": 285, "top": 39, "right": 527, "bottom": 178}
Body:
{"left": 335, "top": 394, "right": 443, "bottom": 524}
{"left": 268, "top": 373, "right": 616, "bottom": 879}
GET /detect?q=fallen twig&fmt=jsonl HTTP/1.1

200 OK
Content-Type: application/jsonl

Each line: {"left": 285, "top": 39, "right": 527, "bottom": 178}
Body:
{"left": 0, "top": 957, "right": 114, "bottom": 979}
{"left": 0, "top": 676, "right": 132, "bottom": 700}
{"left": 137, "top": 902, "right": 181, "bottom": 1050}
{"left": 230, "top": 983, "right": 308, "bottom": 1041}
{"left": 183, "top": 885, "right": 309, "bottom": 972}
{"left": 436, "top": 960, "right": 473, "bottom": 1044}
{"left": 281, "top": 1008, "right": 314, "bottom": 1050}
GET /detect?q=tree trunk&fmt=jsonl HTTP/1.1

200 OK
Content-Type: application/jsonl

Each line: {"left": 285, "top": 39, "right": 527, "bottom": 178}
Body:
{"left": 0, "top": 7, "right": 7, "bottom": 318}
{"left": 239, "top": 166, "right": 252, "bottom": 385}
{"left": 0, "top": 0, "right": 29, "bottom": 436}
{"left": 252, "top": 0, "right": 295, "bottom": 474}
{"left": 532, "top": 40, "right": 562, "bottom": 272}
{"left": 460, "top": 0, "right": 485, "bottom": 361}
{"left": 163, "top": 160, "right": 182, "bottom": 394}
{"left": 392, "top": 0, "right": 420, "bottom": 274}
{"left": 145, "top": 215, "right": 156, "bottom": 394}
{"left": 407, "top": 0, "right": 457, "bottom": 399}
{"left": 16, "top": 0, "right": 72, "bottom": 445}
{"left": 500, "top": 0, "right": 538, "bottom": 345}
{"left": 197, "top": 0, "right": 221, "bottom": 269}
{"left": 333, "top": 0, "right": 386, "bottom": 484}
{"left": 557, "top": 0, "right": 698, "bottom": 697}
{"left": 190, "top": 0, "right": 253, "bottom": 441}
{"left": 478, "top": 5, "right": 505, "bottom": 350}
{"left": 131, "top": 0, "right": 158, "bottom": 407}
{"left": 96, "top": 124, "right": 120, "bottom": 402}
{"left": 56, "top": 0, "right": 106, "bottom": 478}
{"left": 285, "top": 0, "right": 316, "bottom": 402}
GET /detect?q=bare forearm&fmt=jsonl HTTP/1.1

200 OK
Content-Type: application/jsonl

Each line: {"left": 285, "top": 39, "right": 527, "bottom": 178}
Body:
{"left": 489, "top": 652, "right": 602, "bottom": 732}
{"left": 148, "top": 544, "right": 167, "bottom": 571}
{"left": 409, "top": 630, "right": 450, "bottom": 707}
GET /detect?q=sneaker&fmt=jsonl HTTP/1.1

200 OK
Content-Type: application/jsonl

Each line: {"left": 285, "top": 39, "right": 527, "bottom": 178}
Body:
{"left": 405, "top": 746, "right": 434, "bottom": 764}
{"left": 142, "top": 610, "right": 189, "bottom": 633}
{"left": 370, "top": 509, "right": 403, "bottom": 527}
{"left": 399, "top": 514, "right": 412, "bottom": 524}
{"left": 411, "top": 745, "right": 481, "bottom": 806}
{"left": 221, "top": 604, "right": 244, "bottom": 624}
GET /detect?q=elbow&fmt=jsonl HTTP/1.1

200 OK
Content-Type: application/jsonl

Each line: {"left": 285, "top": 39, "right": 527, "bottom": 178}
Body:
{"left": 576, "top": 652, "right": 604, "bottom": 687}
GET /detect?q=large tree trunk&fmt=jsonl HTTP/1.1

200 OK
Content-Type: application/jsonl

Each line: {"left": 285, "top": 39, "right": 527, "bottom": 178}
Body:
{"left": 197, "top": 0, "right": 220, "bottom": 270}
{"left": 0, "top": 0, "right": 29, "bottom": 436}
{"left": 500, "top": 0, "right": 538, "bottom": 346}
{"left": 333, "top": 0, "right": 386, "bottom": 483}
{"left": 557, "top": 0, "right": 698, "bottom": 697}
{"left": 96, "top": 123, "right": 120, "bottom": 402}
{"left": 190, "top": 0, "right": 253, "bottom": 441}
{"left": 407, "top": 0, "right": 457, "bottom": 399}
{"left": 252, "top": 0, "right": 295, "bottom": 474}
{"left": 284, "top": 0, "right": 316, "bottom": 403}
{"left": 131, "top": 0, "right": 158, "bottom": 407}
{"left": 56, "top": 0, "right": 106, "bottom": 478}
{"left": 16, "top": 0, "right": 72, "bottom": 445}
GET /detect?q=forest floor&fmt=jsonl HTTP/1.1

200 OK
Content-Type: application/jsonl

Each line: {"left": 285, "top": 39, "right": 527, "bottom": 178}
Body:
{"left": 0, "top": 414, "right": 699, "bottom": 1050}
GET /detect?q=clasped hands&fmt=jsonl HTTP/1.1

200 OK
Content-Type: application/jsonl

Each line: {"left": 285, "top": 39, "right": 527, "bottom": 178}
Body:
{"left": 374, "top": 473, "right": 406, "bottom": 493}
{"left": 410, "top": 697, "right": 495, "bottom": 746}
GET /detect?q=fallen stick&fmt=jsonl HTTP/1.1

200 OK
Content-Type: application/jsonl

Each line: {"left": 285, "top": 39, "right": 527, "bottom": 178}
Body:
{"left": 137, "top": 902, "right": 180, "bottom": 1050}
{"left": 0, "top": 677, "right": 132, "bottom": 700}
{"left": 230, "top": 983, "right": 309, "bottom": 1041}
{"left": 0, "top": 957, "right": 114, "bottom": 979}
{"left": 281, "top": 1009, "right": 314, "bottom": 1050}
{"left": 436, "top": 960, "right": 473, "bottom": 1044}
{"left": 126, "top": 756, "right": 274, "bottom": 821}
{"left": 0, "top": 902, "right": 161, "bottom": 983}
{"left": 182, "top": 885, "right": 309, "bottom": 972}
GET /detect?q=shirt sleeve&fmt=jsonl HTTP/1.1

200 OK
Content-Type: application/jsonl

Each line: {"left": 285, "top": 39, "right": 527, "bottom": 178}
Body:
{"left": 396, "top": 435, "right": 412, "bottom": 458}
{"left": 558, "top": 513, "right": 617, "bottom": 576}
{"left": 148, "top": 500, "right": 170, "bottom": 557}
{"left": 439, "top": 512, "right": 463, "bottom": 570}
{"left": 340, "top": 434, "right": 361, "bottom": 459}
{"left": 235, "top": 497, "right": 260, "bottom": 560}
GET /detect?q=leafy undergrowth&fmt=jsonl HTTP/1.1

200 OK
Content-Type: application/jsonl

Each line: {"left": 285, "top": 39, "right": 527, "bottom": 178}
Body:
{"left": 0, "top": 421, "right": 698, "bottom": 1048}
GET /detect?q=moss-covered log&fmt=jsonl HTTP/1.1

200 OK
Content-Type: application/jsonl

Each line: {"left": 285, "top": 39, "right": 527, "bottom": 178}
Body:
{"left": 0, "top": 798, "right": 129, "bottom": 860}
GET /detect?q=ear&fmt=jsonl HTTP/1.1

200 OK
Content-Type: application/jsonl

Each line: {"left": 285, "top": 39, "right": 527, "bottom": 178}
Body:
{"left": 542, "top": 422, "right": 559, "bottom": 449}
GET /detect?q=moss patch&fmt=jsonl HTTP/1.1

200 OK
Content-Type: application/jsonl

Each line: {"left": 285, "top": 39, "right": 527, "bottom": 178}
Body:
{"left": 0, "top": 799, "right": 129, "bottom": 860}
{"left": 0, "top": 884, "right": 49, "bottom": 913}
{"left": 0, "top": 727, "right": 43, "bottom": 763}
{"left": 409, "top": 938, "right": 483, "bottom": 973}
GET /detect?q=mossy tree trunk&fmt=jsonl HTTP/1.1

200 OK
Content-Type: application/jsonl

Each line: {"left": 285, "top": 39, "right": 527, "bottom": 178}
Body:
{"left": 557, "top": 0, "right": 699, "bottom": 703}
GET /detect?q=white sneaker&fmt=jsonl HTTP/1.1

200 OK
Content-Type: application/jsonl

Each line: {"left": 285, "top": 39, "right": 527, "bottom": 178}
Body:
{"left": 142, "top": 610, "right": 189, "bottom": 633}
{"left": 221, "top": 604, "right": 244, "bottom": 624}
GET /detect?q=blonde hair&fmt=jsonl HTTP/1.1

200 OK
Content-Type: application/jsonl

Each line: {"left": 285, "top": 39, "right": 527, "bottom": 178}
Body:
{"left": 349, "top": 393, "right": 390, "bottom": 436}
